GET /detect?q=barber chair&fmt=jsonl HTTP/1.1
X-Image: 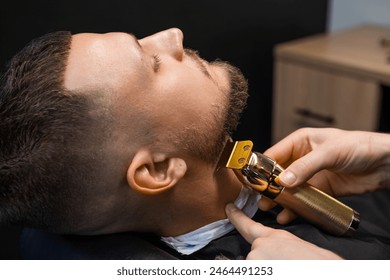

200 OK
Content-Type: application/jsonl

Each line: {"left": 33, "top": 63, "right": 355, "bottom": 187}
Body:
{"left": 20, "top": 229, "right": 179, "bottom": 260}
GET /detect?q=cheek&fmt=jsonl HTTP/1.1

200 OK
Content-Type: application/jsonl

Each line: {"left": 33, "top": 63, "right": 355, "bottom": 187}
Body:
{"left": 156, "top": 72, "right": 221, "bottom": 115}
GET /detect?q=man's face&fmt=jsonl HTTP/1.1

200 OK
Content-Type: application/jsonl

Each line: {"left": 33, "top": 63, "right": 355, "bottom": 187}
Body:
{"left": 64, "top": 28, "right": 248, "bottom": 165}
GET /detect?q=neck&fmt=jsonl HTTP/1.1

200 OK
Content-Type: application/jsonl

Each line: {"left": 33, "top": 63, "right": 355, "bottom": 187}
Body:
{"left": 156, "top": 166, "right": 243, "bottom": 237}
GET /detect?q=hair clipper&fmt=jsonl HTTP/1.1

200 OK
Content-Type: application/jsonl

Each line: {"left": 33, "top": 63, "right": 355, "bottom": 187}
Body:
{"left": 219, "top": 139, "right": 360, "bottom": 236}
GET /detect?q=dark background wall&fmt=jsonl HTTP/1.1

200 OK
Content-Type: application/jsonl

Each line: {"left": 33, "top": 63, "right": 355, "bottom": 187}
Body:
{"left": 0, "top": 0, "right": 328, "bottom": 259}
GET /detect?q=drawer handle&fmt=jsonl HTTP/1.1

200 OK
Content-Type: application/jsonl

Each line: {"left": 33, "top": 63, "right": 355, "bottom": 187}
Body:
{"left": 295, "top": 108, "right": 335, "bottom": 124}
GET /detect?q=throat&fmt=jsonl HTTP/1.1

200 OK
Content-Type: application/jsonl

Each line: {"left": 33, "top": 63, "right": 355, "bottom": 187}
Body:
{"left": 159, "top": 167, "right": 243, "bottom": 237}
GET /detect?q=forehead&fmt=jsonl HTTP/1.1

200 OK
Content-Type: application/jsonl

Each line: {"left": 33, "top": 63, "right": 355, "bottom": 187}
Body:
{"left": 63, "top": 32, "right": 143, "bottom": 92}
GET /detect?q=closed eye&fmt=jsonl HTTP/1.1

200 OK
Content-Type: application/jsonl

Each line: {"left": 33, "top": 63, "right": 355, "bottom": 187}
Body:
{"left": 152, "top": 54, "right": 161, "bottom": 72}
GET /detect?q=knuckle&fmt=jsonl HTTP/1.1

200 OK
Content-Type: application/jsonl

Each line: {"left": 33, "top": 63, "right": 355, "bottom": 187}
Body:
{"left": 247, "top": 249, "right": 264, "bottom": 260}
{"left": 296, "top": 127, "right": 312, "bottom": 137}
{"left": 274, "top": 228, "right": 292, "bottom": 238}
{"left": 296, "top": 159, "right": 312, "bottom": 173}
{"left": 251, "top": 237, "right": 263, "bottom": 248}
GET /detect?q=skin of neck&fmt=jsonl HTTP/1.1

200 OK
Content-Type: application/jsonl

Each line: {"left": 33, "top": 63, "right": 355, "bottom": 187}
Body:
{"left": 149, "top": 162, "right": 244, "bottom": 237}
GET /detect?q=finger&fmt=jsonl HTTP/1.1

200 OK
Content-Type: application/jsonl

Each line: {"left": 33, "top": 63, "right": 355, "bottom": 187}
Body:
{"left": 278, "top": 149, "right": 329, "bottom": 187}
{"left": 263, "top": 128, "right": 312, "bottom": 165}
{"left": 258, "top": 197, "right": 297, "bottom": 224}
{"left": 263, "top": 137, "right": 295, "bottom": 165}
{"left": 225, "top": 203, "right": 273, "bottom": 244}
{"left": 257, "top": 197, "right": 277, "bottom": 211}
{"left": 276, "top": 208, "right": 297, "bottom": 225}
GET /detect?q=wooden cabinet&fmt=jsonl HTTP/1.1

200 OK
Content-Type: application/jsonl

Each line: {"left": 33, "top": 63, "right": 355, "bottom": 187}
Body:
{"left": 272, "top": 25, "right": 390, "bottom": 143}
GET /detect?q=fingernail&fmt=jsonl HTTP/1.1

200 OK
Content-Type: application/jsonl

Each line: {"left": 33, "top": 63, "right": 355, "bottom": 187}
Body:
{"left": 279, "top": 170, "right": 296, "bottom": 186}
{"left": 225, "top": 203, "right": 238, "bottom": 213}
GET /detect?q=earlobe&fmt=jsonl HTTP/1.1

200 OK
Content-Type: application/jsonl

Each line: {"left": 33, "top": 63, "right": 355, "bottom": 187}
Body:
{"left": 127, "top": 149, "right": 187, "bottom": 195}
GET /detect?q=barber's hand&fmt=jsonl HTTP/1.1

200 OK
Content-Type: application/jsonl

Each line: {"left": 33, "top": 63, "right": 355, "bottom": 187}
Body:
{"left": 260, "top": 127, "right": 390, "bottom": 224}
{"left": 225, "top": 203, "right": 342, "bottom": 260}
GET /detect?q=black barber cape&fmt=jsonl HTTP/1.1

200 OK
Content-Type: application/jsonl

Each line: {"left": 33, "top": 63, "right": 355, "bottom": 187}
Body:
{"left": 20, "top": 189, "right": 390, "bottom": 260}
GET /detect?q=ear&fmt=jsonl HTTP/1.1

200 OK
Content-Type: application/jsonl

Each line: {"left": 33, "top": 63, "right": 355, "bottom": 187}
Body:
{"left": 126, "top": 149, "right": 187, "bottom": 195}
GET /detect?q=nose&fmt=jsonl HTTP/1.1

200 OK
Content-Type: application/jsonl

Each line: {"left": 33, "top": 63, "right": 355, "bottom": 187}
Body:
{"left": 139, "top": 28, "right": 184, "bottom": 61}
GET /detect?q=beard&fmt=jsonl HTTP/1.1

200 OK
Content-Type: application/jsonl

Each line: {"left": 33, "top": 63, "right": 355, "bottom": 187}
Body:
{"left": 217, "top": 61, "right": 249, "bottom": 140}
{"left": 181, "top": 60, "right": 249, "bottom": 165}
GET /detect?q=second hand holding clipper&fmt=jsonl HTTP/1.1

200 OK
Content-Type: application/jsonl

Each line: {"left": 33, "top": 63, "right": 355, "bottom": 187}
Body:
{"left": 220, "top": 139, "right": 360, "bottom": 236}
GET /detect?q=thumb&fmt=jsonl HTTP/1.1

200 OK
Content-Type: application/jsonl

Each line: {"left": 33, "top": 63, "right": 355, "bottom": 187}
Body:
{"left": 277, "top": 150, "right": 327, "bottom": 187}
{"left": 225, "top": 203, "right": 273, "bottom": 244}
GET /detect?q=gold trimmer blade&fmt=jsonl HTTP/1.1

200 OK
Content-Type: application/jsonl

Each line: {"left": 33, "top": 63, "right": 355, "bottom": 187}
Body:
{"left": 218, "top": 139, "right": 253, "bottom": 169}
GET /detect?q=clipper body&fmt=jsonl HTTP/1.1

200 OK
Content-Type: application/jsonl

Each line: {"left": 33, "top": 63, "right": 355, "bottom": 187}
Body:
{"left": 221, "top": 140, "right": 360, "bottom": 236}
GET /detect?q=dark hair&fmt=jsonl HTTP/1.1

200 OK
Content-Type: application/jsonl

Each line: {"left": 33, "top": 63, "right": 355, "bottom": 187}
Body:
{"left": 0, "top": 31, "right": 107, "bottom": 232}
